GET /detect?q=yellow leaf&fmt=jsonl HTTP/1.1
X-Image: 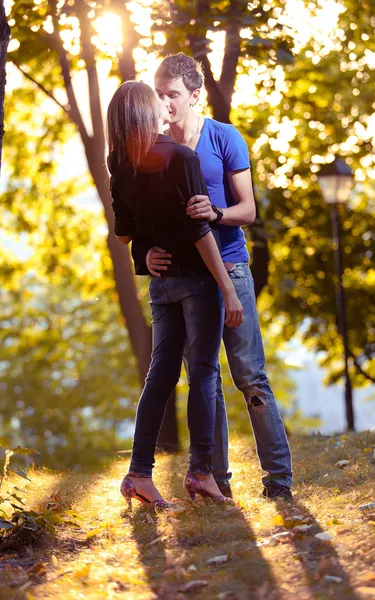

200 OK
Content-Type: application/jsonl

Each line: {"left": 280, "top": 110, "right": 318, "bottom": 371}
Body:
{"left": 273, "top": 514, "right": 285, "bottom": 527}
{"left": 364, "top": 448, "right": 372, "bottom": 453}
{"left": 75, "top": 564, "right": 91, "bottom": 579}
{"left": 86, "top": 527, "right": 104, "bottom": 539}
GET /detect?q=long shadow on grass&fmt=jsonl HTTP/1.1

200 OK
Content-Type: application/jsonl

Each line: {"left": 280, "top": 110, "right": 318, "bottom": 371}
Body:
{"left": 278, "top": 498, "right": 360, "bottom": 599}
{"left": 126, "top": 504, "right": 168, "bottom": 599}
{"left": 163, "top": 453, "right": 280, "bottom": 600}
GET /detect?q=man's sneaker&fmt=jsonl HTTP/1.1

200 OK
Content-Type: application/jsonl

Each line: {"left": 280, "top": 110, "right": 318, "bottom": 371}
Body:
{"left": 262, "top": 484, "right": 293, "bottom": 503}
{"left": 216, "top": 482, "right": 233, "bottom": 499}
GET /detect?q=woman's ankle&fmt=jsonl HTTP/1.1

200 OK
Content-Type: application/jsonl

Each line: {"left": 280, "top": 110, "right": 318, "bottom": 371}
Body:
{"left": 128, "top": 472, "right": 152, "bottom": 479}
{"left": 194, "top": 471, "right": 212, "bottom": 482}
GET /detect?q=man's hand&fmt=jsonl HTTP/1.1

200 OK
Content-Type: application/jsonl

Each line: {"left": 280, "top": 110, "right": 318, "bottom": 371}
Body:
{"left": 186, "top": 195, "right": 216, "bottom": 222}
{"left": 146, "top": 246, "right": 172, "bottom": 277}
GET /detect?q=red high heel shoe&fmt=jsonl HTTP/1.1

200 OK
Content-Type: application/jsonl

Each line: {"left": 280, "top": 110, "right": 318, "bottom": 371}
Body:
{"left": 120, "top": 475, "right": 171, "bottom": 510}
{"left": 183, "top": 471, "right": 233, "bottom": 503}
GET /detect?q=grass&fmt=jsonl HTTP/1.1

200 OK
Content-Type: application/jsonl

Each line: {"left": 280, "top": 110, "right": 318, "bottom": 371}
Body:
{"left": 1, "top": 432, "right": 375, "bottom": 599}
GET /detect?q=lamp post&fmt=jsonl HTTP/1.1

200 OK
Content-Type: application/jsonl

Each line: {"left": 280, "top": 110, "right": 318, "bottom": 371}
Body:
{"left": 317, "top": 157, "right": 355, "bottom": 431}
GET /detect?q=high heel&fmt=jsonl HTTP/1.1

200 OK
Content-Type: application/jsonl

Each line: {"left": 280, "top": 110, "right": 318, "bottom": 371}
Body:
{"left": 120, "top": 475, "right": 171, "bottom": 510}
{"left": 183, "top": 471, "right": 233, "bottom": 503}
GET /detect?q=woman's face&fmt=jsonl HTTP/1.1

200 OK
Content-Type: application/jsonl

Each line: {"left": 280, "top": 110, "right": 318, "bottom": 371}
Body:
{"left": 157, "top": 96, "right": 171, "bottom": 124}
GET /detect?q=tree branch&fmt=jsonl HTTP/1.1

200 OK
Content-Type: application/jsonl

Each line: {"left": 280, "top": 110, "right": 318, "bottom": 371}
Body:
{"left": 110, "top": 0, "right": 138, "bottom": 81}
{"left": 0, "top": 0, "right": 10, "bottom": 174}
{"left": 219, "top": 0, "right": 244, "bottom": 107}
{"left": 76, "top": 0, "right": 105, "bottom": 150}
{"left": 10, "top": 59, "right": 70, "bottom": 116}
{"left": 189, "top": 0, "right": 230, "bottom": 122}
{"left": 48, "top": 0, "right": 90, "bottom": 147}
{"left": 351, "top": 352, "right": 375, "bottom": 384}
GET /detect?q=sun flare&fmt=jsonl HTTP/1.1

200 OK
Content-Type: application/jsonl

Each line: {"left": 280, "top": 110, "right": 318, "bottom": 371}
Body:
{"left": 92, "top": 12, "right": 123, "bottom": 56}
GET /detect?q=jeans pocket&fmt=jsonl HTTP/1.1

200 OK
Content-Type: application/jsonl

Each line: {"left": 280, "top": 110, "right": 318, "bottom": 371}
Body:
{"left": 229, "top": 264, "right": 248, "bottom": 280}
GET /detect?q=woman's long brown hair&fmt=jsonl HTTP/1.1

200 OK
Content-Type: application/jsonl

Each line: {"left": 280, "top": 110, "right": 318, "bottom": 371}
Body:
{"left": 106, "top": 81, "right": 159, "bottom": 170}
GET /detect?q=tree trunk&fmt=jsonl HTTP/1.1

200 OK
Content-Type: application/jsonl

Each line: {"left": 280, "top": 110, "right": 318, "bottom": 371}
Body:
{"left": 86, "top": 146, "right": 153, "bottom": 384}
{"left": 0, "top": 0, "right": 10, "bottom": 175}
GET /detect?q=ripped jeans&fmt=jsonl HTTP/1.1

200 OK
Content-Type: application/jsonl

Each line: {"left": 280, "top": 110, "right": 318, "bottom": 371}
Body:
{"left": 213, "top": 263, "right": 293, "bottom": 488}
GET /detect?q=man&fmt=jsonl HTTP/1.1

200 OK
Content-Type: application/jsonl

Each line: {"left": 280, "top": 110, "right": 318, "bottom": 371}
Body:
{"left": 146, "top": 52, "right": 293, "bottom": 501}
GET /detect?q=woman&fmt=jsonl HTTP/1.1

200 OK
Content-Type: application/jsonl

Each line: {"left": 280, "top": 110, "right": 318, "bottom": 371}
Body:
{"left": 106, "top": 81, "right": 243, "bottom": 509}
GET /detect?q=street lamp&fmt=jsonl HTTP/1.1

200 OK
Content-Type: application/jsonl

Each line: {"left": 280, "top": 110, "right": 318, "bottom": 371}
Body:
{"left": 317, "top": 157, "right": 355, "bottom": 431}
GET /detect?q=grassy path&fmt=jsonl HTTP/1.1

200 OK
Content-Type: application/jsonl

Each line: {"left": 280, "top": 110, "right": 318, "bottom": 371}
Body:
{"left": 1, "top": 433, "right": 375, "bottom": 599}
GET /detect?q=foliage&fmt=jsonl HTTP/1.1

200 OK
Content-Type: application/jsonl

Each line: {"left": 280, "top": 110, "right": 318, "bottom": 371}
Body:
{"left": 0, "top": 438, "right": 49, "bottom": 544}
{"left": 1, "top": 92, "right": 138, "bottom": 467}
{"left": 233, "top": 0, "right": 375, "bottom": 386}
{"left": 151, "top": 0, "right": 294, "bottom": 67}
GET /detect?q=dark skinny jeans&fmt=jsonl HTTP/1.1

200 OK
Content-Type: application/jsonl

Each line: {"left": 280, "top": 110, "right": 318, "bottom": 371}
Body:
{"left": 129, "top": 276, "right": 223, "bottom": 476}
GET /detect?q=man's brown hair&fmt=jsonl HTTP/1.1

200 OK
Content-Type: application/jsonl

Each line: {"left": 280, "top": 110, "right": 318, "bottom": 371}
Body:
{"left": 106, "top": 81, "right": 159, "bottom": 170}
{"left": 155, "top": 52, "right": 204, "bottom": 91}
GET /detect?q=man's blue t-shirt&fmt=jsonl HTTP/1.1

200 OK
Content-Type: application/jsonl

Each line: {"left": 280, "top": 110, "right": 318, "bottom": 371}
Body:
{"left": 195, "top": 119, "right": 250, "bottom": 263}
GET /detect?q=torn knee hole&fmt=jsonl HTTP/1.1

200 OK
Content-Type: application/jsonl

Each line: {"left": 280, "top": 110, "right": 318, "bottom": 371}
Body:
{"left": 250, "top": 395, "right": 265, "bottom": 408}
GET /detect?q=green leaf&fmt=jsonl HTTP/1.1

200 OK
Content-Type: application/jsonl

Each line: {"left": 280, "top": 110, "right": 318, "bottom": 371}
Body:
{"left": 248, "top": 36, "right": 273, "bottom": 47}
{"left": 9, "top": 468, "right": 31, "bottom": 481}
{"left": 8, "top": 493, "right": 25, "bottom": 505}
{"left": 0, "top": 518, "right": 15, "bottom": 530}
{"left": 276, "top": 47, "right": 294, "bottom": 65}
{"left": 10, "top": 446, "right": 39, "bottom": 455}
{"left": 10, "top": 502, "right": 25, "bottom": 512}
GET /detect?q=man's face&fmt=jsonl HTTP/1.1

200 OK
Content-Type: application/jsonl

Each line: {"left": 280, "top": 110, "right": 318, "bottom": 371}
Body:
{"left": 155, "top": 76, "right": 200, "bottom": 124}
{"left": 157, "top": 96, "right": 171, "bottom": 123}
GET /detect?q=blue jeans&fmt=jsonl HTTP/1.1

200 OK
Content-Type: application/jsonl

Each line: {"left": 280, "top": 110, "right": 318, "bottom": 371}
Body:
{"left": 129, "top": 277, "right": 223, "bottom": 476}
{"left": 213, "top": 263, "right": 293, "bottom": 489}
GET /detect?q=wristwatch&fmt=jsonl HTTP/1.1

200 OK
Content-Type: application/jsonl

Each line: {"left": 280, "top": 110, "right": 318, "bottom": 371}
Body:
{"left": 210, "top": 205, "right": 224, "bottom": 229}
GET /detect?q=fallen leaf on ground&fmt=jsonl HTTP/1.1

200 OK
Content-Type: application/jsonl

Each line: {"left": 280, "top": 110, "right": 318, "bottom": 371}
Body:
{"left": 145, "top": 513, "right": 155, "bottom": 525}
{"left": 293, "top": 524, "right": 312, "bottom": 533}
{"left": 51, "top": 555, "right": 58, "bottom": 567}
{"left": 315, "top": 532, "right": 333, "bottom": 541}
{"left": 334, "top": 460, "right": 350, "bottom": 468}
{"left": 186, "top": 564, "right": 197, "bottom": 572}
{"left": 271, "top": 531, "right": 291, "bottom": 542}
{"left": 27, "top": 562, "right": 47, "bottom": 577}
{"left": 19, "top": 581, "right": 33, "bottom": 592}
{"left": 86, "top": 527, "right": 104, "bottom": 539}
{"left": 179, "top": 580, "right": 208, "bottom": 593}
{"left": 145, "top": 535, "right": 165, "bottom": 547}
{"left": 255, "top": 538, "right": 270, "bottom": 547}
{"left": 207, "top": 554, "right": 229, "bottom": 566}
{"left": 359, "top": 502, "right": 375, "bottom": 511}
{"left": 324, "top": 575, "right": 343, "bottom": 584}
{"left": 74, "top": 564, "right": 91, "bottom": 579}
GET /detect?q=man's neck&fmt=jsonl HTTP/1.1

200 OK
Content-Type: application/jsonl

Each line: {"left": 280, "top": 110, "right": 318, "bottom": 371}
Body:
{"left": 169, "top": 110, "right": 199, "bottom": 143}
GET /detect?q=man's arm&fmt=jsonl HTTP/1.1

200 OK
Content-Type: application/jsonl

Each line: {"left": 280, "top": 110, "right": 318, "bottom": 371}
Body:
{"left": 186, "top": 168, "right": 256, "bottom": 226}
